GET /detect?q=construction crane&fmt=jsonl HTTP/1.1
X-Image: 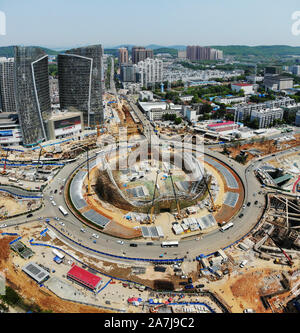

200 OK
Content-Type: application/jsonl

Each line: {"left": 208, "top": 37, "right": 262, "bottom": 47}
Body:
{"left": 86, "top": 145, "right": 92, "bottom": 196}
{"left": 169, "top": 170, "right": 181, "bottom": 218}
{"left": 195, "top": 159, "right": 220, "bottom": 212}
{"left": 36, "top": 143, "right": 47, "bottom": 169}
{"left": 148, "top": 170, "right": 160, "bottom": 224}
{"left": 268, "top": 234, "right": 294, "bottom": 267}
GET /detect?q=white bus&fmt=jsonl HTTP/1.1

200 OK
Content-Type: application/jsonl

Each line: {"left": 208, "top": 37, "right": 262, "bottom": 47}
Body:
{"left": 161, "top": 241, "right": 179, "bottom": 248}
{"left": 58, "top": 206, "right": 68, "bottom": 216}
{"left": 220, "top": 222, "right": 234, "bottom": 232}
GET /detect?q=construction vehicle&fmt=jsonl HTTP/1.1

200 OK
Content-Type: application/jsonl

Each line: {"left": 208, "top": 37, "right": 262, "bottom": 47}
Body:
{"left": 149, "top": 303, "right": 165, "bottom": 313}
{"left": 268, "top": 234, "right": 293, "bottom": 267}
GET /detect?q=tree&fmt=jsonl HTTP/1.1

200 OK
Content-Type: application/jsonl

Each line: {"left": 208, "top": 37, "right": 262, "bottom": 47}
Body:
{"left": 174, "top": 117, "right": 182, "bottom": 125}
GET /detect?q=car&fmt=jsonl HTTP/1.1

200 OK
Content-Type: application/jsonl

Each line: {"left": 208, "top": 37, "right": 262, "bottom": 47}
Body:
{"left": 129, "top": 243, "right": 137, "bottom": 247}
{"left": 240, "top": 260, "right": 248, "bottom": 268}
{"left": 179, "top": 282, "right": 188, "bottom": 286}
{"left": 54, "top": 217, "right": 60, "bottom": 221}
{"left": 80, "top": 228, "right": 86, "bottom": 233}
{"left": 188, "top": 277, "right": 193, "bottom": 284}
{"left": 54, "top": 189, "right": 58, "bottom": 194}
{"left": 247, "top": 202, "right": 251, "bottom": 207}
{"left": 196, "top": 284, "right": 205, "bottom": 289}
{"left": 242, "top": 204, "right": 246, "bottom": 209}
{"left": 117, "top": 240, "right": 124, "bottom": 245}
{"left": 51, "top": 201, "right": 57, "bottom": 206}
{"left": 239, "top": 213, "right": 244, "bottom": 218}
{"left": 27, "top": 213, "right": 33, "bottom": 218}
{"left": 184, "top": 284, "right": 194, "bottom": 290}
{"left": 49, "top": 196, "right": 53, "bottom": 201}
{"left": 92, "top": 234, "right": 99, "bottom": 239}
{"left": 60, "top": 222, "right": 65, "bottom": 226}
{"left": 0, "top": 224, "right": 7, "bottom": 228}
{"left": 146, "top": 242, "right": 154, "bottom": 246}
{"left": 254, "top": 200, "right": 258, "bottom": 205}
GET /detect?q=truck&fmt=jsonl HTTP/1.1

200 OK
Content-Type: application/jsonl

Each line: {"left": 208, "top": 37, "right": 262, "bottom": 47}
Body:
{"left": 52, "top": 249, "right": 65, "bottom": 260}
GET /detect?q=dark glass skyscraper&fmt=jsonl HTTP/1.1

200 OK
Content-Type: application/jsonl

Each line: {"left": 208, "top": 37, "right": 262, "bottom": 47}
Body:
{"left": 14, "top": 46, "right": 51, "bottom": 146}
{"left": 58, "top": 45, "right": 103, "bottom": 128}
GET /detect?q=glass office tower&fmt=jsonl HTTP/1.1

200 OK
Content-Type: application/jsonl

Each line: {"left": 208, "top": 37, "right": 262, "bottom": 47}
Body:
{"left": 14, "top": 46, "right": 51, "bottom": 146}
{"left": 58, "top": 45, "right": 103, "bottom": 128}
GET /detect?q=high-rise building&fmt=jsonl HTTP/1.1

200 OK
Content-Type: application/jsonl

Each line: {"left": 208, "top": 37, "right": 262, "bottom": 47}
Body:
{"left": 58, "top": 44, "right": 104, "bottom": 128}
{"left": 0, "top": 57, "right": 17, "bottom": 113}
{"left": 118, "top": 48, "right": 129, "bottom": 65}
{"left": 186, "top": 46, "right": 223, "bottom": 61}
{"left": 132, "top": 46, "right": 154, "bottom": 64}
{"left": 120, "top": 64, "right": 138, "bottom": 82}
{"left": 14, "top": 46, "right": 51, "bottom": 146}
{"left": 137, "top": 58, "right": 163, "bottom": 88}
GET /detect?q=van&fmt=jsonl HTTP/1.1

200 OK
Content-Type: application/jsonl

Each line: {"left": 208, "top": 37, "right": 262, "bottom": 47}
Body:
{"left": 240, "top": 260, "right": 248, "bottom": 268}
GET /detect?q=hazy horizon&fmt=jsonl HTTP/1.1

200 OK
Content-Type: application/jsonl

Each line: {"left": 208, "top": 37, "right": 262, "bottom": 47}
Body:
{"left": 0, "top": 0, "right": 300, "bottom": 48}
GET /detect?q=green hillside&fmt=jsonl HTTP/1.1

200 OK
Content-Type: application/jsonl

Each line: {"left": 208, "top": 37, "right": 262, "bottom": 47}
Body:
{"left": 0, "top": 46, "right": 59, "bottom": 58}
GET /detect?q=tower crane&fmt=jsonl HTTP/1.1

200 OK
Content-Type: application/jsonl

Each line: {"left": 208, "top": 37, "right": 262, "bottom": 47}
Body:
{"left": 148, "top": 170, "right": 160, "bottom": 224}
{"left": 169, "top": 170, "right": 181, "bottom": 218}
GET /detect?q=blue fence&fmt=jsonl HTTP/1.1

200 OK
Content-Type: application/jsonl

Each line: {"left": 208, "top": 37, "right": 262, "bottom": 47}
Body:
{"left": 28, "top": 238, "right": 153, "bottom": 287}
{"left": 44, "top": 221, "right": 184, "bottom": 264}
{"left": 0, "top": 188, "right": 42, "bottom": 199}
{"left": 9, "top": 236, "right": 22, "bottom": 245}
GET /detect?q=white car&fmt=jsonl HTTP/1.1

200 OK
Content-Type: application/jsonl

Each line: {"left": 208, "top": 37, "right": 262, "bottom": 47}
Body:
{"left": 117, "top": 240, "right": 124, "bottom": 245}
{"left": 80, "top": 228, "right": 86, "bottom": 233}
{"left": 92, "top": 233, "right": 99, "bottom": 239}
{"left": 52, "top": 201, "right": 57, "bottom": 206}
{"left": 59, "top": 221, "right": 65, "bottom": 226}
{"left": 240, "top": 260, "right": 248, "bottom": 268}
{"left": 0, "top": 224, "right": 7, "bottom": 228}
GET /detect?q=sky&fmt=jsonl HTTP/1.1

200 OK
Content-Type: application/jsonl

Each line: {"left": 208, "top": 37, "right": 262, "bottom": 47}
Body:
{"left": 0, "top": 0, "right": 300, "bottom": 48}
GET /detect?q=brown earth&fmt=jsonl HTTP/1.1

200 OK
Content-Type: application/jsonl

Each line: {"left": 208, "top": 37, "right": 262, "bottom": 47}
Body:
{"left": 0, "top": 237, "right": 110, "bottom": 313}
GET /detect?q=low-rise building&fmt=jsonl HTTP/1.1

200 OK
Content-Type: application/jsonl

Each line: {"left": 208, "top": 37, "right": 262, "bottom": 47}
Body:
{"left": 46, "top": 110, "right": 84, "bottom": 140}
{"left": 250, "top": 107, "right": 284, "bottom": 128}
{"left": 231, "top": 83, "right": 254, "bottom": 95}
{"left": 264, "top": 75, "right": 294, "bottom": 91}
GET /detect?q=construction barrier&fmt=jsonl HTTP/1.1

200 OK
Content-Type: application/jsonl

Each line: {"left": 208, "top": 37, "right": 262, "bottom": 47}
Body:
{"left": 44, "top": 221, "right": 184, "bottom": 264}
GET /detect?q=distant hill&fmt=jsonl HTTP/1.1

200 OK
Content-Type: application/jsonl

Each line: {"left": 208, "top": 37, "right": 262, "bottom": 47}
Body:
{"left": 211, "top": 45, "right": 300, "bottom": 57}
{"left": 0, "top": 46, "right": 59, "bottom": 58}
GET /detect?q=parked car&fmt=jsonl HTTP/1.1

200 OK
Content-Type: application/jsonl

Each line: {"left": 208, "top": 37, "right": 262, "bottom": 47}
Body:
{"left": 92, "top": 233, "right": 99, "bottom": 239}
{"left": 117, "top": 240, "right": 124, "bottom": 245}
{"left": 240, "top": 260, "right": 248, "bottom": 268}
{"left": 27, "top": 213, "right": 33, "bottom": 218}
{"left": 185, "top": 284, "right": 194, "bottom": 290}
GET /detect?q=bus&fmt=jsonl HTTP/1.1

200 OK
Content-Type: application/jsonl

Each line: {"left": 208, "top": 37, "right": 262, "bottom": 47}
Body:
{"left": 220, "top": 222, "right": 234, "bottom": 232}
{"left": 58, "top": 206, "right": 68, "bottom": 217}
{"left": 161, "top": 241, "right": 179, "bottom": 248}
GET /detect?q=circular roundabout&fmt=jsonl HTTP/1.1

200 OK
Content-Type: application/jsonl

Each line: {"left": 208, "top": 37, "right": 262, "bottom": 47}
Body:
{"left": 65, "top": 138, "right": 249, "bottom": 260}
